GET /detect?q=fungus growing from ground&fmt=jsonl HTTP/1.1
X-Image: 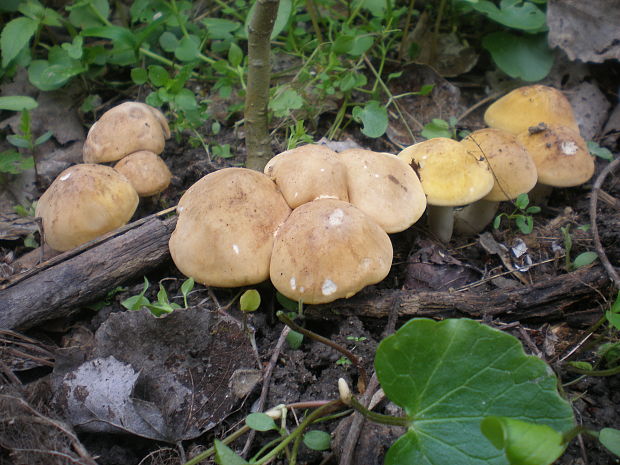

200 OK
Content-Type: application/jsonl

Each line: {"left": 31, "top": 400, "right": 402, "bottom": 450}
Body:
{"left": 269, "top": 199, "right": 393, "bottom": 304}
{"left": 35, "top": 164, "right": 139, "bottom": 251}
{"left": 114, "top": 150, "right": 172, "bottom": 197}
{"left": 169, "top": 168, "right": 291, "bottom": 287}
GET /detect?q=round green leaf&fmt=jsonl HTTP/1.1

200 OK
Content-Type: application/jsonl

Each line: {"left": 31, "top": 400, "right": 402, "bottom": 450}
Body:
{"left": 481, "top": 416, "right": 566, "bottom": 465}
{"left": 375, "top": 318, "right": 575, "bottom": 465}
{"left": 159, "top": 31, "right": 179, "bottom": 53}
{"left": 245, "top": 412, "right": 277, "bottom": 432}
{"left": 240, "top": 289, "right": 261, "bottom": 312}
{"left": 0, "top": 96, "right": 38, "bottom": 112}
{"left": 482, "top": 32, "right": 553, "bottom": 82}
{"left": 352, "top": 101, "right": 388, "bottom": 138}
{"left": 131, "top": 68, "right": 148, "bottom": 85}
{"left": 147, "top": 65, "right": 170, "bottom": 87}
{"left": 175, "top": 35, "right": 200, "bottom": 62}
{"left": 599, "top": 428, "right": 620, "bottom": 457}
{"left": 303, "top": 430, "right": 331, "bottom": 451}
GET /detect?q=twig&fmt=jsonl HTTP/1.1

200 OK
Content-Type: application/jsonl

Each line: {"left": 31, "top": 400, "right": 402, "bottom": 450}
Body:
{"left": 589, "top": 157, "right": 620, "bottom": 289}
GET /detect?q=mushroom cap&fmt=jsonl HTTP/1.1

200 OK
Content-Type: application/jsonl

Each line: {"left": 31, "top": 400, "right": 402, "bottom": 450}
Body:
{"left": 515, "top": 124, "right": 595, "bottom": 187}
{"left": 264, "top": 144, "right": 349, "bottom": 209}
{"left": 270, "top": 199, "right": 393, "bottom": 304}
{"left": 484, "top": 85, "right": 579, "bottom": 135}
{"left": 169, "top": 168, "right": 291, "bottom": 287}
{"left": 339, "top": 148, "right": 427, "bottom": 233}
{"left": 35, "top": 164, "right": 139, "bottom": 252}
{"left": 398, "top": 137, "right": 494, "bottom": 206}
{"left": 114, "top": 150, "right": 172, "bottom": 197}
{"left": 460, "top": 128, "right": 538, "bottom": 201}
{"left": 83, "top": 102, "right": 171, "bottom": 163}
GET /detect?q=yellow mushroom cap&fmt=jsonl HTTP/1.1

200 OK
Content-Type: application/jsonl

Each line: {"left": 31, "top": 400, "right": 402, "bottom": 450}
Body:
{"left": 169, "top": 168, "right": 291, "bottom": 287}
{"left": 264, "top": 144, "right": 349, "bottom": 209}
{"left": 83, "top": 102, "right": 171, "bottom": 163}
{"left": 270, "top": 199, "right": 393, "bottom": 305}
{"left": 114, "top": 151, "right": 172, "bottom": 197}
{"left": 460, "top": 128, "right": 538, "bottom": 201}
{"left": 339, "top": 148, "right": 427, "bottom": 233}
{"left": 516, "top": 124, "right": 595, "bottom": 187}
{"left": 398, "top": 138, "right": 494, "bottom": 206}
{"left": 484, "top": 85, "right": 579, "bottom": 135}
{"left": 35, "top": 164, "right": 139, "bottom": 252}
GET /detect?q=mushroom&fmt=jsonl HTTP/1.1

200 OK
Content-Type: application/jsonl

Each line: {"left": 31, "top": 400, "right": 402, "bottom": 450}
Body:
{"left": 264, "top": 144, "right": 349, "bottom": 209}
{"left": 83, "top": 102, "right": 171, "bottom": 163}
{"left": 339, "top": 148, "right": 427, "bottom": 233}
{"left": 453, "top": 128, "right": 538, "bottom": 235}
{"left": 269, "top": 199, "right": 393, "bottom": 304}
{"left": 398, "top": 137, "right": 494, "bottom": 242}
{"left": 35, "top": 164, "right": 139, "bottom": 251}
{"left": 114, "top": 150, "right": 172, "bottom": 197}
{"left": 169, "top": 168, "right": 291, "bottom": 287}
{"left": 484, "top": 85, "right": 579, "bottom": 135}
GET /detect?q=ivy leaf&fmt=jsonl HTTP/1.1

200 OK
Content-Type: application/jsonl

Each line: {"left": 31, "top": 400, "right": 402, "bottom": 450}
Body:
{"left": 1, "top": 17, "right": 38, "bottom": 68}
{"left": 375, "top": 318, "right": 575, "bottom": 465}
{"left": 352, "top": 100, "right": 388, "bottom": 138}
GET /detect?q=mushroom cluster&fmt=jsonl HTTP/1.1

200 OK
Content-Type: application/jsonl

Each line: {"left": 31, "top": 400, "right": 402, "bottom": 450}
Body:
{"left": 169, "top": 145, "right": 427, "bottom": 304}
{"left": 36, "top": 102, "right": 172, "bottom": 251}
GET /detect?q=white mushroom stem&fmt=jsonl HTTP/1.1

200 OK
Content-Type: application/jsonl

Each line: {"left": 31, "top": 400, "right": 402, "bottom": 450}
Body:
{"left": 427, "top": 205, "right": 456, "bottom": 243}
{"left": 453, "top": 199, "right": 500, "bottom": 236}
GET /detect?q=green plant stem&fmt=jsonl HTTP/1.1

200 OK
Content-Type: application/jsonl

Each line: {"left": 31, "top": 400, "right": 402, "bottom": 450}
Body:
{"left": 349, "top": 396, "right": 409, "bottom": 427}
{"left": 276, "top": 311, "right": 369, "bottom": 392}
{"left": 170, "top": 0, "right": 190, "bottom": 37}
{"left": 305, "top": 0, "right": 324, "bottom": 44}
{"left": 565, "top": 364, "right": 620, "bottom": 377}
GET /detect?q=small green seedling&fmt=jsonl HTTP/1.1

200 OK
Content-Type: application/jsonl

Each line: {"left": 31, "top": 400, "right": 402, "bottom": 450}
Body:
{"left": 276, "top": 292, "right": 304, "bottom": 349}
{"left": 121, "top": 276, "right": 193, "bottom": 317}
{"left": 240, "top": 289, "right": 261, "bottom": 312}
{"left": 587, "top": 141, "right": 614, "bottom": 161}
{"left": 421, "top": 117, "right": 458, "bottom": 140}
{"left": 493, "top": 193, "right": 540, "bottom": 234}
{"left": 561, "top": 225, "right": 598, "bottom": 271}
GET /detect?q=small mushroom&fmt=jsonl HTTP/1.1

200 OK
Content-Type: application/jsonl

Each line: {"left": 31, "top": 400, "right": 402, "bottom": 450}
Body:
{"left": 398, "top": 137, "right": 494, "bottom": 242}
{"left": 114, "top": 150, "right": 172, "bottom": 197}
{"left": 339, "top": 148, "right": 427, "bottom": 233}
{"left": 454, "top": 128, "right": 538, "bottom": 235}
{"left": 264, "top": 144, "right": 349, "bottom": 209}
{"left": 484, "top": 85, "right": 579, "bottom": 135}
{"left": 35, "top": 164, "right": 139, "bottom": 251}
{"left": 83, "top": 102, "right": 171, "bottom": 163}
{"left": 169, "top": 168, "right": 291, "bottom": 287}
{"left": 270, "top": 199, "right": 393, "bottom": 304}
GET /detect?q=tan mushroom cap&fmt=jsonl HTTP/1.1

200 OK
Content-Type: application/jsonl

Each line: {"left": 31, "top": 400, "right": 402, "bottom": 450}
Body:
{"left": 83, "top": 102, "right": 171, "bottom": 163}
{"left": 339, "top": 148, "right": 426, "bottom": 233}
{"left": 516, "top": 124, "right": 595, "bottom": 187}
{"left": 270, "top": 199, "right": 393, "bottom": 304}
{"left": 264, "top": 144, "right": 349, "bottom": 209}
{"left": 460, "top": 128, "right": 538, "bottom": 201}
{"left": 114, "top": 150, "right": 172, "bottom": 197}
{"left": 35, "top": 164, "right": 139, "bottom": 252}
{"left": 398, "top": 137, "right": 494, "bottom": 206}
{"left": 169, "top": 168, "right": 291, "bottom": 287}
{"left": 484, "top": 85, "right": 579, "bottom": 135}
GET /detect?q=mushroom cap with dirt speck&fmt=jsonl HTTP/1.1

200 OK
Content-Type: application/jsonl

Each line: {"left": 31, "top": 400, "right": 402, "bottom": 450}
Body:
{"left": 516, "top": 124, "right": 595, "bottom": 187}
{"left": 484, "top": 85, "right": 579, "bottom": 135}
{"left": 264, "top": 144, "right": 349, "bottom": 209}
{"left": 113, "top": 150, "right": 172, "bottom": 197}
{"left": 339, "top": 148, "right": 427, "bottom": 233}
{"left": 169, "top": 168, "right": 291, "bottom": 287}
{"left": 269, "top": 199, "right": 393, "bottom": 305}
{"left": 460, "top": 128, "right": 538, "bottom": 201}
{"left": 83, "top": 102, "right": 171, "bottom": 163}
{"left": 35, "top": 164, "right": 139, "bottom": 252}
{"left": 398, "top": 137, "right": 494, "bottom": 206}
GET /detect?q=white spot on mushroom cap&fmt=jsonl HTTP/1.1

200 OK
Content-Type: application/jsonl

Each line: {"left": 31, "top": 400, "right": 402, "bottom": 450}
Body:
{"left": 327, "top": 208, "right": 345, "bottom": 226}
{"left": 232, "top": 244, "right": 240, "bottom": 254}
{"left": 290, "top": 277, "right": 296, "bottom": 290}
{"left": 320, "top": 168, "right": 325, "bottom": 172}
{"left": 60, "top": 172, "right": 72, "bottom": 181}
{"left": 560, "top": 141, "right": 578, "bottom": 155}
{"left": 316, "top": 194, "right": 338, "bottom": 200}
{"left": 322, "top": 279, "right": 337, "bottom": 296}
{"left": 177, "top": 206, "right": 184, "bottom": 213}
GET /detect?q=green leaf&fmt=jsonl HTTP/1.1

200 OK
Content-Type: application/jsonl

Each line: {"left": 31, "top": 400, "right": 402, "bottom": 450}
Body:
{"left": 131, "top": 68, "right": 148, "bottom": 85}
{"left": 180, "top": 277, "right": 194, "bottom": 308}
{"left": 587, "top": 141, "right": 613, "bottom": 161}
{"left": 606, "top": 310, "right": 620, "bottom": 332}
{"left": 159, "top": 31, "right": 179, "bottom": 53}
{"left": 471, "top": 0, "right": 547, "bottom": 32}
{"left": 202, "top": 18, "right": 241, "bottom": 41}
{"left": 1, "top": 17, "right": 38, "bottom": 68}
{"left": 375, "top": 318, "right": 575, "bottom": 465}
{"left": 245, "top": 0, "right": 292, "bottom": 40}
{"left": 175, "top": 35, "right": 200, "bottom": 62}
{"left": 240, "top": 289, "right": 261, "bottom": 312}
{"left": 515, "top": 215, "right": 533, "bottom": 234}
{"left": 481, "top": 416, "right": 566, "bottom": 465}
{"left": 245, "top": 412, "right": 277, "bottom": 432}
{"left": 27, "top": 59, "right": 85, "bottom": 91}
{"left": 0, "top": 150, "right": 34, "bottom": 174}
{"left": 122, "top": 294, "right": 150, "bottom": 311}
{"left": 6, "top": 135, "right": 31, "bottom": 149}
{"left": 286, "top": 329, "right": 304, "bottom": 349}
{"left": 599, "top": 428, "right": 620, "bottom": 457}
{"left": 332, "top": 35, "right": 354, "bottom": 55}
{"left": 228, "top": 42, "right": 243, "bottom": 68}
{"left": 34, "top": 130, "right": 53, "bottom": 146}
{"left": 348, "top": 35, "right": 374, "bottom": 56}
{"left": 148, "top": 65, "right": 170, "bottom": 87}
{"left": 270, "top": 88, "right": 303, "bottom": 118}
{"left": 483, "top": 32, "right": 553, "bottom": 82}
{"left": 214, "top": 440, "right": 249, "bottom": 465}
{"left": 572, "top": 252, "right": 597, "bottom": 269}
{"left": 0, "top": 96, "right": 38, "bottom": 112}
{"left": 352, "top": 101, "right": 388, "bottom": 138}
{"left": 514, "top": 193, "right": 529, "bottom": 210}
{"left": 68, "top": 0, "right": 110, "bottom": 28}
{"left": 303, "top": 430, "right": 331, "bottom": 451}
{"left": 61, "top": 36, "right": 84, "bottom": 60}
{"left": 421, "top": 118, "right": 453, "bottom": 139}
{"left": 81, "top": 25, "right": 138, "bottom": 49}
{"left": 276, "top": 292, "right": 298, "bottom": 311}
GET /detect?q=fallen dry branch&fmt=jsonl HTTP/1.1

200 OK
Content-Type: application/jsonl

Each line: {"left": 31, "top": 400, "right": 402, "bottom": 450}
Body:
{"left": 0, "top": 214, "right": 177, "bottom": 331}
{"left": 306, "top": 265, "right": 610, "bottom": 322}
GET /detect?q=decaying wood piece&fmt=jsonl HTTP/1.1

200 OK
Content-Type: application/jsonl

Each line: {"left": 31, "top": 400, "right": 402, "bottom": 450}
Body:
{"left": 306, "top": 266, "right": 610, "bottom": 321}
{"left": 0, "top": 214, "right": 177, "bottom": 331}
